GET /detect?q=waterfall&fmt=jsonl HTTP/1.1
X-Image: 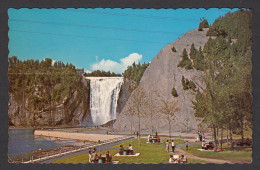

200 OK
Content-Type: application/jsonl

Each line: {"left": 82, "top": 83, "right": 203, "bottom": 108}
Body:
{"left": 85, "top": 77, "right": 124, "bottom": 125}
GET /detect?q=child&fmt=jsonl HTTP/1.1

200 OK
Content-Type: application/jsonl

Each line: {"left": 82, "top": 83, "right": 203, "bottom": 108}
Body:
{"left": 165, "top": 140, "right": 169, "bottom": 152}
{"left": 185, "top": 141, "right": 189, "bottom": 151}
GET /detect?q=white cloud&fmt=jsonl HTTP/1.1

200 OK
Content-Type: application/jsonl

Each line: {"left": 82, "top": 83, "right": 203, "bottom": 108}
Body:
{"left": 90, "top": 53, "right": 142, "bottom": 74}
{"left": 84, "top": 69, "right": 92, "bottom": 73}
{"left": 52, "top": 60, "right": 56, "bottom": 66}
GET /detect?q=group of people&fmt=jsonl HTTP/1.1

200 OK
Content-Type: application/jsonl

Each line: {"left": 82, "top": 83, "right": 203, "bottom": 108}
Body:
{"left": 147, "top": 134, "right": 160, "bottom": 143}
{"left": 165, "top": 140, "right": 176, "bottom": 153}
{"left": 119, "top": 144, "right": 134, "bottom": 155}
{"left": 197, "top": 131, "right": 205, "bottom": 142}
{"left": 169, "top": 154, "right": 187, "bottom": 164}
{"left": 88, "top": 147, "right": 112, "bottom": 163}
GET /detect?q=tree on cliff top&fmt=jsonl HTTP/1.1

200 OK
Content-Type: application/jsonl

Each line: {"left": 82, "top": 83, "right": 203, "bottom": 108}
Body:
{"left": 198, "top": 17, "right": 209, "bottom": 31}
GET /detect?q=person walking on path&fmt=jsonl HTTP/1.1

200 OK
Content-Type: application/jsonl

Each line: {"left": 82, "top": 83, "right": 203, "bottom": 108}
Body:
{"left": 202, "top": 133, "right": 205, "bottom": 140}
{"left": 165, "top": 140, "right": 169, "bottom": 152}
{"left": 185, "top": 141, "right": 189, "bottom": 151}
{"left": 171, "top": 140, "right": 175, "bottom": 152}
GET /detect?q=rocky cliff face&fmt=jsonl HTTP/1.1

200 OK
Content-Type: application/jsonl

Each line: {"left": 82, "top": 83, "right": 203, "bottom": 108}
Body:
{"left": 116, "top": 78, "right": 136, "bottom": 116}
{"left": 8, "top": 76, "right": 133, "bottom": 127}
{"left": 113, "top": 28, "right": 209, "bottom": 132}
{"left": 8, "top": 78, "right": 92, "bottom": 127}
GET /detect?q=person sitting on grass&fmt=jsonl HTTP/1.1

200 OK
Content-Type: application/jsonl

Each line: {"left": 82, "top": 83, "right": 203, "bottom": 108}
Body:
{"left": 88, "top": 149, "right": 92, "bottom": 163}
{"left": 157, "top": 136, "right": 160, "bottom": 143}
{"left": 119, "top": 145, "right": 124, "bottom": 155}
{"left": 128, "top": 144, "right": 133, "bottom": 155}
{"left": 106, "top": 151, "right": 112, "bottom": 163}
{"left": 91, "top": 149, "right": 97, "bottom": 163}
{"left": 202, "top": 139, "right": 205, "bottom": 149}
{"left": 179, "top": 155, "right": 187, "bottom": 164}
{"left": 185, "top": 141, "right": 189, "bottom": 151}
{"left": 169, "top": 155, "right": 174, "bottom": 164}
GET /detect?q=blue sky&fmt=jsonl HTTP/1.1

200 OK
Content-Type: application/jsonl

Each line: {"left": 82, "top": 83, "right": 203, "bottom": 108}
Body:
{"left": 8, "top": 8, "right": 238, "bottom": 74}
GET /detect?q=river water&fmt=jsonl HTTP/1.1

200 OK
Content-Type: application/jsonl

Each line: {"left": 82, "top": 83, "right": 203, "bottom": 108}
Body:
{"left": 8, "top": 129, "right": 63, "bottom": 157}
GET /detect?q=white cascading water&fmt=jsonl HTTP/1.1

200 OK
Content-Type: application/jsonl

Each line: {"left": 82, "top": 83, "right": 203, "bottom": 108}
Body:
{"left": 85, "top": 77, "right": 124, "bottom": 125}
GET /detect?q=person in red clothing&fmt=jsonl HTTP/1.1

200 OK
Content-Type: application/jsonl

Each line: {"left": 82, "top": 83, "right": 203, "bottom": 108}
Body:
{"left": 157, "top": 136, "right": 160, "bottom": 143}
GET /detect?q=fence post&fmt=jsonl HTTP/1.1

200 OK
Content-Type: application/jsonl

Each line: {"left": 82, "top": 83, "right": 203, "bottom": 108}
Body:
{"left": 31, "top": 156, "right": 33, "bottom": 162}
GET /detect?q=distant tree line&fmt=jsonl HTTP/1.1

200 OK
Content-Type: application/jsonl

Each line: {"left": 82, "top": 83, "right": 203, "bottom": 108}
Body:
{"left": 123, "top": 62, "right": 149, "bottom": 84}
{"left": 83, "top": 70, "right": 122, "bottom": 77}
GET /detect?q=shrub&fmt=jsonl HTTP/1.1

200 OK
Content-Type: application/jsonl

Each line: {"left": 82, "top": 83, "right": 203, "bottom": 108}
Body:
{"left": 181, "top": 76, "right": 196, "bottom": 92}
{"left": 177, "top": 48, "right": 193, "bottom": 69}
{"left": 171, "top": 87, "right": 178, "bottom": 97}
{"left": 172, "top": 46, "right": 177, "bottom": 52}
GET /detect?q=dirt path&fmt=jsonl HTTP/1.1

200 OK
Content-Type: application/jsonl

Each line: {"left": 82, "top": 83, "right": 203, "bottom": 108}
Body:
{"left": 174, "top": 148, "right": 232, "bottom": 164}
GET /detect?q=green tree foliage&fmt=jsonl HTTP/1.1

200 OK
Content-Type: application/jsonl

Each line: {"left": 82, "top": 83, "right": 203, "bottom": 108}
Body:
{"left": 8, "top": 57, "right": 89, "bottom": 126}
{"left": 177, "top": 48, "right": 193, "bottom": 69}
{"left": 181, "top": 76, "right": 196, "bottom": 92}
{"left": 193, "top": 9, "right": 252, "bottom": 148}
{"left": 171, "top": 86, "right": 178, "bottom": 97}
{"left": 123, "top": 62, "right": 149, "bottom": 84}
{"left": 171, "top": 46, "right": 177, "bottom": 52}
{"left": 83, "top": 70, "right": 122, "bottom": 77}
{"left": 190, "top": 44, "right": 206, "bottom": 71}
{"left": 198, "top": 18, "right": 209, "bottom": 31}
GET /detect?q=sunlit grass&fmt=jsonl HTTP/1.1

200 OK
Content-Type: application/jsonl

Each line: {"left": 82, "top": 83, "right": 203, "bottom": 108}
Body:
{"left": 180, "top": 143, "right": 252, "bottom": 163}
{"left": 53, "top": 138, "right": 208, "bottom": 164}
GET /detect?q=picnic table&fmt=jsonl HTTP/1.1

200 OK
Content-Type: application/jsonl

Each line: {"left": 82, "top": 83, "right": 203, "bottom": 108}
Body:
{"left": 149, "top": 137, "right": 160, "bottom": 143}
{"left": 95, "top": 154, "right": 112, "bottom": 163}
{"left": 172, "top": 155, "right": 188, "bottom": 164}
{"left": 123, "top": 149, "right": 134, "bottom": 155}
{"left": 202, "top": 142, "right": 214, "bottom": 150}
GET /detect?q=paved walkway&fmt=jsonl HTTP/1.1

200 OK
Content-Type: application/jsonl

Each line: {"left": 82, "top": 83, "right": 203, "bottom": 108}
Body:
{"left": 174, "top": 148, "right": 232, "bottom": 164}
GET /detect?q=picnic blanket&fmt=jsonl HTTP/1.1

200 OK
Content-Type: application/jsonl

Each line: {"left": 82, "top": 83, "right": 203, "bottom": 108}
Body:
{"left": 114, "top": 153, "right": 140, "bottom": 157}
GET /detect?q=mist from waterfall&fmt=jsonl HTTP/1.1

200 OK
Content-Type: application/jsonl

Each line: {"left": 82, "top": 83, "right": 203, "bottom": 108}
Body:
{"left": 86, "top": 77, "right": 124, "bottom": 126}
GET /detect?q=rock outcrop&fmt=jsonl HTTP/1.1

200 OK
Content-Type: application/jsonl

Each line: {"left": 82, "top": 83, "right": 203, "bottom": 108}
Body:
{"left": 8, "top": 78, "right": 92, "bottom": 127}
{"left": 113, "top": 28, "right": 210, "bottom": 132}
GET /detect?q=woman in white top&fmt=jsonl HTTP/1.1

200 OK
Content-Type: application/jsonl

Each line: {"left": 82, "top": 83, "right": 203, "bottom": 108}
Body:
{"left": 169, "top": 155, "right": 174, "bottom": 164}
{"left": 171, "top": 140, "right": 175, "bottom": 152}
{"left": 147, "top": 134, "right": 150, "bottom": 142}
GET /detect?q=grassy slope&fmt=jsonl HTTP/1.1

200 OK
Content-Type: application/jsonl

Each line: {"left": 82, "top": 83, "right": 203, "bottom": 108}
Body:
{"left": 53, "top": 138, "right": 208, "bottom": 164}
{"left": 180, "top": 143, "right": 252, "bottom": 162}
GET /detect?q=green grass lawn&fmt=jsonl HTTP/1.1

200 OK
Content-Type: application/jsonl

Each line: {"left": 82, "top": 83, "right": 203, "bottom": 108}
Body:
{"left": 180, "top": 143, "right": 252, "bottom": 162}
{"left": 53, "top": 138, "right": 208, "bottom": 164}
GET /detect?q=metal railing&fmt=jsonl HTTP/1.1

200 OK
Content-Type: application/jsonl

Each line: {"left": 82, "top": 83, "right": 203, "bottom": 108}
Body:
{"left": 19, "top": 136, "right": 133, "bottom": 164}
